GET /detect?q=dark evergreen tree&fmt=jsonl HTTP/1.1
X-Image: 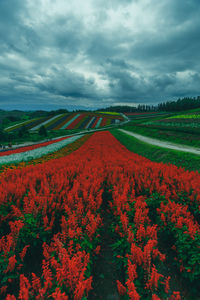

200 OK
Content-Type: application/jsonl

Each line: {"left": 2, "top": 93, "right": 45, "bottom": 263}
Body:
{"left": 38, "top": 125, "right": 47, "bottom": 137}
{"left": 18, "top": 126, "right": 29, "bottom": 138}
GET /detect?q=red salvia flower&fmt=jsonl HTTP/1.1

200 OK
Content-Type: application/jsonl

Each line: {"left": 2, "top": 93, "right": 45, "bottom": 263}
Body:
{"left": 19, "top": 245, "right": 30, "bottom": 261}
{"left": 6, "top": 295, "right": 16, "bottom": 300}
{"left": 152, "top": 294, "right": 161, "bottom": 300}
{"left": 116, "top": 280, "right": 126, "bottom": 296}
{"left": 18, "top": 274, "right": 31, "bottom": 300}
{"left": 164, "top": 276, "right": 171, "bottom": 293}
{"left": 170, "top": 291, "right": 181, "bottom": 300}
{"left": 146, "top": 265, "right": 163, "bottom": 291}
{"left": 51, "top": 288, "right": 68, "bottom": 299}
{"left": 4, "top": 255, "right": 17, "bottom": 273}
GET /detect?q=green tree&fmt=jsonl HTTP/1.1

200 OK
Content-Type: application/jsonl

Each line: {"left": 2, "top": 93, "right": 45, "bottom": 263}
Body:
{"left": 18, "top": 126, "right": 29, "bottom": 138}
{"left": 38, "top": 125, "right": 47, "bottom": 137}
{"left": 0, "top": 128, "right": 5, "bottom": 142}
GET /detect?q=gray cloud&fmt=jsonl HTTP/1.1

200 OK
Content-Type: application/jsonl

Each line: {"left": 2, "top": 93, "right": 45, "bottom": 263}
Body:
{"left": 0, "top": 0, "right": 200, "bottom": 110}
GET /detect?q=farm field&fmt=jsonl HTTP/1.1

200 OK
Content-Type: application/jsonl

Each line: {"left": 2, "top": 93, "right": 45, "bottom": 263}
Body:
{"left": 121, "top": 110, "right": 200, "bottom": 148}
{"left": 146, "top": 113, "right": 200, "bottom": 130}
{"left": 124, "top": 112, "right": 171, "bottom": 120}
{"left": 5, "top": 112, "right": 124, "bottom": 133}
{"left": 0, "top": 131, "right": 199, "bottom": 299}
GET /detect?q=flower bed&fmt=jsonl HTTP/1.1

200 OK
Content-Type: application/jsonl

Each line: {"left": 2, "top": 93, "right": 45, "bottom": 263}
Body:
{"left": 0, "top": 131, "right": 199, "bottom": 299}
{"left": 0, "top": 137, "right": 71, "bottom": 157}
{"left": 0, "top": 135, "right": 83, "bottom": 165}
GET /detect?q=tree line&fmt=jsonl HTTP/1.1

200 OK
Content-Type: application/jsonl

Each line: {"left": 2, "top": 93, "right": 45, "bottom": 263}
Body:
{"left": 100, "top": 96, "right": 200, "bottom": 112}
{"left": 157, "top": 96, "right": 200, "bottom": 111}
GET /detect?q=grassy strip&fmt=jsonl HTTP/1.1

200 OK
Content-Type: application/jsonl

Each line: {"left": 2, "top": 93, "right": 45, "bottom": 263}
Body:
{"left": 120, "top": 122, "right": 200, "bottom": 148}
{"left": 0, "top": 134, "right": 92, "bottom": 174}
{"left": 110, "top": 129, "right": 200, "bottom": 172}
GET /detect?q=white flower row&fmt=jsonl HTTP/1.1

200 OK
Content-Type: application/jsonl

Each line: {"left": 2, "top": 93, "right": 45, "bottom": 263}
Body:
{"left": 0, "top": 135, "right": 83, "bottom": 165}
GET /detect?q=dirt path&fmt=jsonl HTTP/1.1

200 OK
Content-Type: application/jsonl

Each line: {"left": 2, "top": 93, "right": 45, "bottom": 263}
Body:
{"left": 119, "top": 129, "right": 200, "bottom": 155}
{"left": 89, "top": 190, "right": 119, "bottom": 300}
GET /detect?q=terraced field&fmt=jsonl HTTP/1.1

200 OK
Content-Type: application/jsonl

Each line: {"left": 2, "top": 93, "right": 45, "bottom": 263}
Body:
{"left": 5, "top": 112, "right": 124, "bottom": 132}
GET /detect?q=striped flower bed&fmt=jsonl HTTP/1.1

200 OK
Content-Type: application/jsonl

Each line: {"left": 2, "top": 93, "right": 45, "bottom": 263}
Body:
{"left": 61, "top": 114, "right": 80, "bottom": 129}
{"left": 66, "top": 114, "right": 83, "bottom": 130}
{"left": 0, "top": 136, "right": 73, "bottom": 157}
{"left": 43, "top": 114, "right": 67, "bottom": 130}
{"left": 73, "top": 115, "right": 86, "bottom": 129}
{"left": 5, "top": 113, "right": 124, "bottom": 133}
{"left": 100, "top": 118, "right": 107, "bottom": 127}
{"left": 30, "top": 114, "right": 64, "bottom": 131}
{"left": 78, "top": 116, "right": 91, "bottom": 129}
{"left": 5, "top": 120, "right": 34, "bottom": 132}
{"left": 85, "top": 117, "right": 95, "bottom": 129}
{"left": 48, "top": 114, "right": 72, "bottom": 130}
{"left": 95, "top": 117, "right": 103, "bottom": 128}
{"left": 0, "top": 135, "right": 83, "bottom": 165}
{"left": 5, "top": 118, "right": 45, "bottom": 132}
{"left": 23, "top": 117, "right": 50, "bottom": 131}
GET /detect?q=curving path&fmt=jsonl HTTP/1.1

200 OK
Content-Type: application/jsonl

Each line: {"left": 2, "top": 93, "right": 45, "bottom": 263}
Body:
{"left": 119, "top": 129, "right": 200, "bottom": 155}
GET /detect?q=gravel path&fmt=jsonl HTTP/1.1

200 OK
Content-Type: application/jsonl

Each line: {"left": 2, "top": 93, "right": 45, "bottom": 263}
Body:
{"left": 119, "top": 129, "right": 200, "bottom": 155}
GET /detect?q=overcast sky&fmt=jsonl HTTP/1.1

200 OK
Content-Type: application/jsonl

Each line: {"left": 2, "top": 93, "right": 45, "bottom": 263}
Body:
{"left": 0, "top": 0, "right": 200, "bottom": 110}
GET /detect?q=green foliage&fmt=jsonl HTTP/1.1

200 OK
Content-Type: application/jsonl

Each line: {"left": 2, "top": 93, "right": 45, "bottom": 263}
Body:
{"left": 18, "top": 125, "right": 29, "bottom": 138}
{"left": 18, "top": 213, "right": 51, "bottom": 246}
{"left": 0, "top": 128, "right": 5, "bottom": 141}
{"left": 158, "top": 96, "right": 200, "bottom": 112}
{"left": 38, "top": 125, "right": 48, "bottom": 137}
{"left": 80, "top": 236, "right": 94, "bottom": 251}
{"left": 112, "top": 237, "right": 129, "bottom": 257}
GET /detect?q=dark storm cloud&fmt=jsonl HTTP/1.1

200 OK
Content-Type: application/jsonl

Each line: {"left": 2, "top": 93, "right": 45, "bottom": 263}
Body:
{"left": 35, "top": 68, "right": 98, "bottom": 99}
{"left": 0, "top": 0, "right": 200, "bottom": 110}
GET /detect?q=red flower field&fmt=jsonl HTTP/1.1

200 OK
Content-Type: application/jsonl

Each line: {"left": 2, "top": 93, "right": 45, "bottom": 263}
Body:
{"left": 0, "top": 131, "right": 199, "bottom": 299}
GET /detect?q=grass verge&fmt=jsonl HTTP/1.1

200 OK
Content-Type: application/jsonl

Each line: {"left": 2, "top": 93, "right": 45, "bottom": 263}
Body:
{"left": 110, "top": 129, "right": 200, "bottom": 172}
